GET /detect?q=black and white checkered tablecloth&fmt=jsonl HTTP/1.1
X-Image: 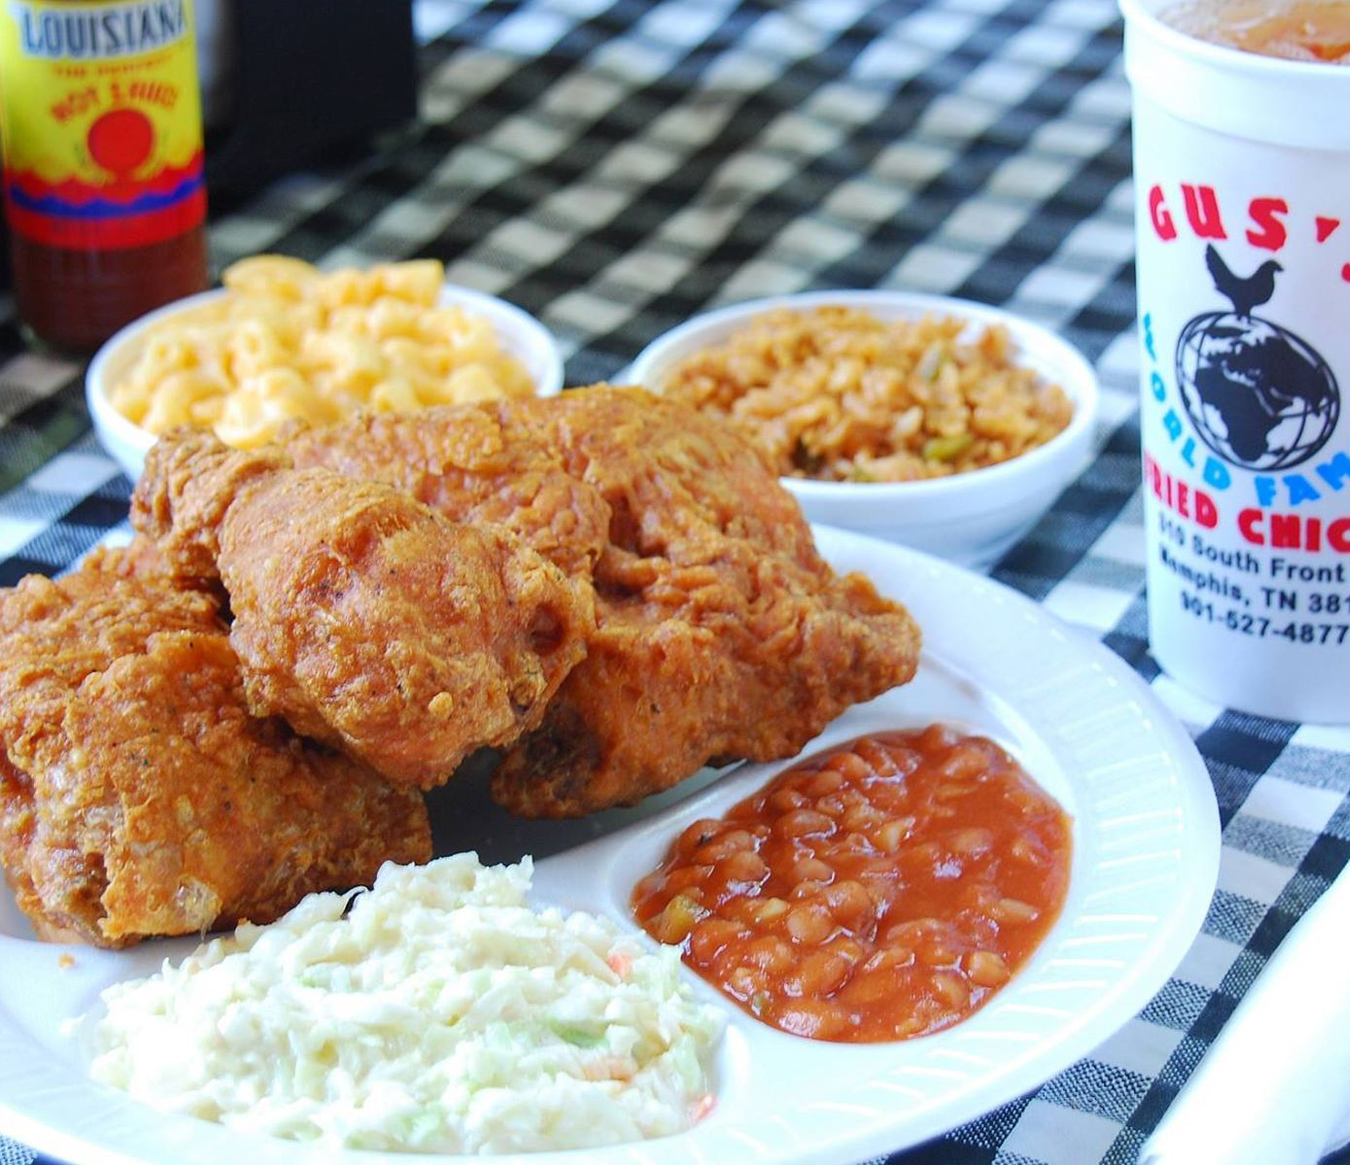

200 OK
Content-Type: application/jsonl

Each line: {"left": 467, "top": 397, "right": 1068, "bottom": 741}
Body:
{"left": 3, "top": 1, "right": 1349, "bottom": 1162}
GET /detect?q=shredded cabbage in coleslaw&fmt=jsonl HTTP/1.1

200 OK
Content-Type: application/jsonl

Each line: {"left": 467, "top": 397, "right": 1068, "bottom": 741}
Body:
{"left": 84, "top": 854, "right": 723, "bottom": 1153}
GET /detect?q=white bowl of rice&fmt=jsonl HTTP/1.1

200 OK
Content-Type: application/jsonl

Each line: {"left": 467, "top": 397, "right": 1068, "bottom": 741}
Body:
{"left": 627, "top": 290, "right": 1099, "bottom": 568}
{"left": 86, "top": 256, "right": 564, "bottom": 481}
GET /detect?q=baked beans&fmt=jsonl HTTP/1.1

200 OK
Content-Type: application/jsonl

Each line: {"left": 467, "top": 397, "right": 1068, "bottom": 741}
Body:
{"left": 632, "top": 725, "right": 1072, "bottom": 1042}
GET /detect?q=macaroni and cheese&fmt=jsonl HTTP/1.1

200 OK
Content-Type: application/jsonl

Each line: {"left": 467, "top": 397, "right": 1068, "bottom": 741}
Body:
{"left": 109, "top": 256, "right": 537, "bottom": 449}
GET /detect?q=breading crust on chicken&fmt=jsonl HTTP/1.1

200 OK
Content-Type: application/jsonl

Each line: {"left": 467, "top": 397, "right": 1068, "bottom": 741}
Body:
{"left": 282, "top": 404, "right": 612, "bottom": 580}
{"left": 132, "top": 432, "right": 595, "bottom": 789}
{"left": 489, "top": 387, "right": 921, "bottom": 816}
{"left": 276, "top": 387, "right": 922, "bottom": 817}
{"left": 0, "top": 547, "right": 431, "bottom": 948}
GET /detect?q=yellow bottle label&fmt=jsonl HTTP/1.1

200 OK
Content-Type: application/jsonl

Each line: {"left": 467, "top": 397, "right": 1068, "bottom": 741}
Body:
{"left": 0, "top": 0, "right": 206, "bottom": 249}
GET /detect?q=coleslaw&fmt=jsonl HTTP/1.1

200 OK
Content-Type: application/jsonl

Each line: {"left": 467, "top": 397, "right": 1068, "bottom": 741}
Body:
{"left": 84, "top": 853, "right": 723, "bottom": 1153}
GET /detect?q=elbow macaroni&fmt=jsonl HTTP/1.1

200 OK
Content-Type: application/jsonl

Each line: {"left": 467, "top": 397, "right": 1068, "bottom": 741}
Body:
{"left": 109, "top": 256, "right": 537, "bottom": 449}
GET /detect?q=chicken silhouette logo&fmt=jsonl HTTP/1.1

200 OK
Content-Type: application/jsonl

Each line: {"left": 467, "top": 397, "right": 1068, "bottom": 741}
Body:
{"left": 1175, "top": 244, "right": 1339, "bottom": 472}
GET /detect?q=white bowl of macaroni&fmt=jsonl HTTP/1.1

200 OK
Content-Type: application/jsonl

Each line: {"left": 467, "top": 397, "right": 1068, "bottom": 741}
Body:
{"left": 86, "top": 256, "right": 565, "bottom": 480}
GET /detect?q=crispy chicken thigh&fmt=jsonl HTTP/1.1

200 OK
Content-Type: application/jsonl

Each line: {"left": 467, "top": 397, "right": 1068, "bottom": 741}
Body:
{"left": 485, "top": 387, "right": 922, "bottom": 815}
{"left": 132, "top": 432, "right": 594, "bottom": 788}
{"left": 271, "top": 388, "right": 922, "bottom": 816}
{"left": 283, "top": 404, "right": 611, "bottom": 580}
{"left": 0, "top": 548, "right": 430, "bottom": 948}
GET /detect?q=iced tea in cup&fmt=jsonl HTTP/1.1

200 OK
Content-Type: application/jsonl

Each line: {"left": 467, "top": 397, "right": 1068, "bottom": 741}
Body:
{"left": 1122, "top": 0, "right": 1350, "bottom": 722}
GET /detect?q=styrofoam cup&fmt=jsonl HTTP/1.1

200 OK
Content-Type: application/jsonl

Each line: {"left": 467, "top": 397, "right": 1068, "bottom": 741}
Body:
{"left": 1123, "top": 0, "right": 1350, "bottom": 723}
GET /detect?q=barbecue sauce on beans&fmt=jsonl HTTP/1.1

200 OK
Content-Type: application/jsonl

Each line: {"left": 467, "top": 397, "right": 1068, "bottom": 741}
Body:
{"left": 632, "top": 726, "right": 1072, "bottom": 1042}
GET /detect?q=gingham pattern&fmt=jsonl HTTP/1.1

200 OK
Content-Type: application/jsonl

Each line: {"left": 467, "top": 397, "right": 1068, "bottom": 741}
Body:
{"left": 1, "top": 1, "right": 1348, "bottom": 1162}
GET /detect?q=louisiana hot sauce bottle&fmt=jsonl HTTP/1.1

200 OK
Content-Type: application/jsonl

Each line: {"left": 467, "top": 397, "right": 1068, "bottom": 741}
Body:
{"left": 0, "top": 0, "right": 209, "bottom": 353}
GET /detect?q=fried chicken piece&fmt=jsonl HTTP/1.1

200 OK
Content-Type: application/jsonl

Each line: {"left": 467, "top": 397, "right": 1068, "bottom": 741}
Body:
{"left": 129, "top": 432, "right": 290, "bottom": 587}
{"left": 132, "top": 432, "right": 594, "bottom": 788}
{"left": 283, "top": 404, "right": 611, "bottom": 579}
{"left": 81, "top": 534, "right": 175, "bottom": 581}
{"left": 495, "top": 387, "right": 922, "bottom": 816}
{"left": 269, "top": 389, "right": 920, "bottom": 816}
{"left": 0, "top": 550, "right": 430, "bottom": 948}
{"left": 80, "top": 532, "right": 230, "bottom": 609}
{"left": 0, "top": 547, "right": 227, "bottom": 942}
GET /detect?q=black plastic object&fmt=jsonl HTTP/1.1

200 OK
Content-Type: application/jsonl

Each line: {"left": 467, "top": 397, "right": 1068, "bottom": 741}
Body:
{"left": 205, "top": 0, "right": 418, "bottom": 201}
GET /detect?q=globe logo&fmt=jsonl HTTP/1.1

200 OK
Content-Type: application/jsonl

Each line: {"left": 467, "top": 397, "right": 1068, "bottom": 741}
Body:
{"left": 1175, "top": 246, "right": 1339, "bottom": 473}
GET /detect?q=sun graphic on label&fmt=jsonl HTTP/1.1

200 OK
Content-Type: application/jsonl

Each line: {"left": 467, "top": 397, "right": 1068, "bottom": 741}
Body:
{"left": 86, "top": 109, "right": 155, "bottom": 176}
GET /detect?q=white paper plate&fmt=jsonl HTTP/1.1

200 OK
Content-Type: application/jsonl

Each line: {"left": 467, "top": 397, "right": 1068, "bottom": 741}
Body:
{"left": 0, "top": 527, "right": 1220, "bottom": 1165}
